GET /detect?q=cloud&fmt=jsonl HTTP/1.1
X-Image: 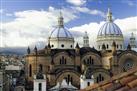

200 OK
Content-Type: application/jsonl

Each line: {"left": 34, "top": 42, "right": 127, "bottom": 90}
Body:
{"left": 70, "top": 16, "right": 137, "bottom": 48}
{"left": 0, "top": 9, "right": 4, "bottom": 14}
{"left": 0, "top": 6, "right": 78, "bottom": 47}
{"left": 1, "top": 6, "right": 136, "bottom": 48}
{"left": 66, "top": 0, "right": 86, "bottom": 6}
{"left": 72, "top": 7, "right": 105, "bottom": 17}
{"left": 122, "top": 0, "right": 136, "bottom": 6}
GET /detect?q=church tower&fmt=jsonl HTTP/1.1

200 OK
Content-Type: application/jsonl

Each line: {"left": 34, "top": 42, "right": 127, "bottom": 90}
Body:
{"left": 83, "top": 31, "right": 89, "bottom": 47}
{"left": 33, "top": 65, "right": 47, "bottom": 91}
{"left": 130, "top": 32, "right": 136, "bottom": 48}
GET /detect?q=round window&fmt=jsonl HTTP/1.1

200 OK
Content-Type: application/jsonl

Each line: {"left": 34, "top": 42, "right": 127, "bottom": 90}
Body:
{"left": 123, "top": 59, "right": 134, "bottom": 71}
{"left": 51, "top": 45, "right": 54, "bottom": 47}
{"left": 70, "top": 45, "right": 73, "bottom": 48}
{"left": 61, "top": 44, "right": 64, "bottom": 47}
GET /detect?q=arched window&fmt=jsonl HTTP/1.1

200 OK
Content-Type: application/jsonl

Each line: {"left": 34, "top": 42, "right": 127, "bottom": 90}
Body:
{"left": 38, "top": 83, "right": 42, "bottom": 91}
{"left": 62, "top": 56, "right": 64, "bottom": 64}
{"left": 117, "top": 45, "right": 119, "bottom": 49}
{"left": 98, "top": 45, "right": 100, "bottom": 49}
{"left": 87, "top": 82, "right": 90, "bottom": 86}
{"left": 89, "top": 56, "right": 91, "bottom": 64}
{"left": 87, "top": 59, "right": 90, "bottom": 64}
{"left": 67, "top": 75, "right": 70, "bottom": 84}
{"left": 60, "top": 56, "right": 67, "bottom": 64}
{"left": 60, "top": 59, "right": 62, "bottom": 64}
{"left": 71, "top": 77, "right": 73, "bottom": 83}
{"left": 91, "top": 59, "right": 94, "bottom": 65}
{"left": 64, "top": 58, "right": 66, "bottom": 64}
{"left": 120, "top": 45, "right": 122, "bottom": 49}
{"left": 29, "top": 64, "right": 32, "bottom": 77}
{"left": 107, "top": 44, "right": 109, "bottom": 49}
{"left": 96, "top": 74, "right": 104, "bottom": 83}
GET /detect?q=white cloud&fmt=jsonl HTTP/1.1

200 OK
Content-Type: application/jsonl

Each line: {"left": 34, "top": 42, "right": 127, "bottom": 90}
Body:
{"left": 72, "top": 7, "right": 105, "bottom": 17}
{"left": 1, "top": 6, "right": 136, "bottom": 48}
{"left": 66, "top": 0, "right": 86, "bottom": 6}
{"left": 70, "top": 16, "right": 137, "bottom": 48}
{"left": 0, "top": 9, "right": 4, "bottom": 14}
{"left": 0, "top": 6, "right": 77, "bottom": 47}
{"left": 122, "top": 0, "right": 136, "bottom": 6}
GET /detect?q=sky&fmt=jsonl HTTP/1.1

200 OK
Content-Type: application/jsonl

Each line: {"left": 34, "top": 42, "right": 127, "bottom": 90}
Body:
{"left": 0, "top": 0, "right": 137, "bottom": 49}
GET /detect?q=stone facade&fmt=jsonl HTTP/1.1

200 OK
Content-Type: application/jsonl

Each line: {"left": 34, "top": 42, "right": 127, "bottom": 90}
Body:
{"left": 25, "top": 45, "right": 137, "bottom": 90}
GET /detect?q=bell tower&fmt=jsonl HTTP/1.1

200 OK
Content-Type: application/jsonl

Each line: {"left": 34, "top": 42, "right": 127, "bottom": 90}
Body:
{"left": 83, "top": 31, "right": 89, "bottom": 47}
{"left": 130, "top": 32, "right": 136, "bottom": 48}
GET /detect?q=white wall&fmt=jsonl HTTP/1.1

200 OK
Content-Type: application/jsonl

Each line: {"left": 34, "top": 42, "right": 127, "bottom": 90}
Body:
{"left": 97, "top": 36, "right": 124, "bottom": 50}
{"left": 50, "top": 38, "right": 74, "bottom": 49}
{"left": 80, "top": 77, "right": 94, "bottom": 89}
{"left": 33, "top": 80, "right": 46, "bottom": 91}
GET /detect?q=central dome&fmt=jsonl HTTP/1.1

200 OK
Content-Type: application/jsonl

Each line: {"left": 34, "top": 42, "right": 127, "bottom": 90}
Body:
{"left": 50, "top": 27, "right": 73, "bottom": 38}
{"left": 97, "top": 8, "right": 124, "bottom": 50}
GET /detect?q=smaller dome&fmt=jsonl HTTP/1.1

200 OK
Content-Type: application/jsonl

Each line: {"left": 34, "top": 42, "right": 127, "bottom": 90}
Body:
{"left": 50, "top": 27, "right": 73, "bottom": 38}
{"left": 49, "top": 12, "right": 73, "bottom": 38}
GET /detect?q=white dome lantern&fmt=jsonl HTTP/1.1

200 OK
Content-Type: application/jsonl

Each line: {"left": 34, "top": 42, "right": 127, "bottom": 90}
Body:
{"left": 97, "top": 8, "right": 124, "bottom": 51}
{"left": 49, "top": 12, "right": 74, "bottom": 49}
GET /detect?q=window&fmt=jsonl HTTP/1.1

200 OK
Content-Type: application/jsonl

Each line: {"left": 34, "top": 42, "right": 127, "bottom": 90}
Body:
{"left": 29, "top": 64, "right": 32, "bottom": 77}
{"left": 123, "top": 59, "right": 134, "bottom": 71}
{"left": 87, "top": 59, "right": 90, "bottom": 64}
{"left": 71, "top": 77, "right": 73, "bottom": 83}
{"left": 64, "top": 58, "right": 66, "bottom": 64}
{"left": 60, "top": 59, "right": 62, "bottom": 64}
{"left": 96, "top": 74, "right": 104, "bottom": 83}
{"left": 70, "top": 45, "right": 73, "bottom": 48}
{"left": 66, "top": 75, "right": 70, "bottom": 84}
{"left": 39, "top": 83, "right": 42, "bottom": 91}
{"left": 117, "top": 45, "right": 119, "bottom": 49}
{"left": 107, "top": 44, "right": 109, "bottom": 49}
{"left": 87, "top": 82, "right": 90, "bottom": 86}
{"left": 60, "top": 56, "right": 66, "bottom": 64}
{"left": 51, "top": 45, "right": 54, "bottom": 47}
{"left": 120, "top": 45, "right": 122, "bottom": 49}
{"left": 91, "top": 59, "right": 94, "bottom": 64}
{"left": 61, "top": 44, "right": 64, "bottom": 47}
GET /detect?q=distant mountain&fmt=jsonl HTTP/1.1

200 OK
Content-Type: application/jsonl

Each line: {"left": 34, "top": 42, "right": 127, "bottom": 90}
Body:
{"left": 0, "top": 47, "right": 27, "bottom": 55}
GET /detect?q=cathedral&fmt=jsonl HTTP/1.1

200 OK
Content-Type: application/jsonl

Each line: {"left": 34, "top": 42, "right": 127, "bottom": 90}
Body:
{"left": 25, "top": 8, "right": 137, "bottom": 90}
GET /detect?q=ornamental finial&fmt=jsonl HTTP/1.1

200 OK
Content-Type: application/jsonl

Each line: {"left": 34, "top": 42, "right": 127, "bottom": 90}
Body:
{"left": 58, "top": 11, "right": 64, "bottom": 27}
{"left": 107, "top": 7, "right": 113, "bottom": 22}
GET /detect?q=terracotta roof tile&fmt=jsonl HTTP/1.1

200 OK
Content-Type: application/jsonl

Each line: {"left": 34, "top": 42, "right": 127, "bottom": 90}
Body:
{"left": 115, "top": 86, "right": 130, "bottom": 91}
{"left": 119, "top": 75, "right": 137, "bottom": 85}
{"left": 128, "top": 79, "right": 137, "bottom": 88}
{"left": 101, "top": 83, "right": 113, "bottom": 90}
{"left": 81, "top": 67, "right": 137, "bottom": 91}
{"left": 129, "top": 86, "right": 137, "bottom": 91}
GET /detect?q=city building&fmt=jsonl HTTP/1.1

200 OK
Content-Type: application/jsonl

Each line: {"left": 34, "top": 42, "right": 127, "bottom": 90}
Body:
{"left": 0, "top": 70, "right": 10, "bottom": 91}
{"left": 25, "top": 8, "right": 137, "bottom": 90}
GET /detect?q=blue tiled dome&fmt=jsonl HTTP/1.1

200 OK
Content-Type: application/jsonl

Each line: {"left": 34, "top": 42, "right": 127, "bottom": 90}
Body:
{"left": 98, "top": 22, "right": 123, "bottom": 36}
{"left": 50, "top": 27, "right": 73, "bottom": 38}
{"left": 49, "top": 12, "right": 73, "bottom": 38}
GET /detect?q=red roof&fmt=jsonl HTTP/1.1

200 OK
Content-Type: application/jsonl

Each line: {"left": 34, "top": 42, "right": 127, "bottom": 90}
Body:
{"left": 80, "top": 67, "right": 137, "bottom": 91}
